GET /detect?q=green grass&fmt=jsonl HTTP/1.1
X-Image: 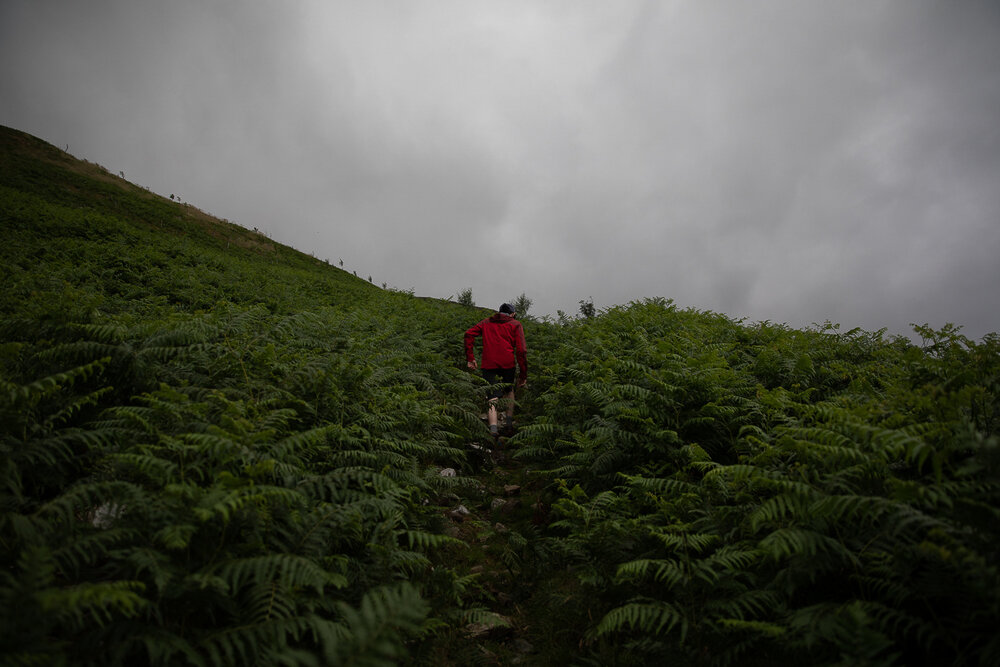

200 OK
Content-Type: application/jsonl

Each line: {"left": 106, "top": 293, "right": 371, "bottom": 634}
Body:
{"left": 2, "top": 124, "right": 998, "bottom": 666}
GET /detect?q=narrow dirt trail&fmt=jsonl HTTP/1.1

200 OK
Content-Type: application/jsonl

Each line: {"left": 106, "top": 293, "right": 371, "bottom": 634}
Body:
{"left": 433, "top": 422, "right": 561, "bottom": 666}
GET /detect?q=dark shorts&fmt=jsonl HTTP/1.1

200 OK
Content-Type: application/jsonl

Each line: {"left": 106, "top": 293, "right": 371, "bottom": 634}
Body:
{"left": 482, "top": 367, "right": 515, "bottom": 399}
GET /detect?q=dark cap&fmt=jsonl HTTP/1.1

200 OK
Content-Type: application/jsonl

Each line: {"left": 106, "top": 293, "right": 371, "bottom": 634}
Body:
{"left": 499, "top": 303, "right": 515, "bottom": 314}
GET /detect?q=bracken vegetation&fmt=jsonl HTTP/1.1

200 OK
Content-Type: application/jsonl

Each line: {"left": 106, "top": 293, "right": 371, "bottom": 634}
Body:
{"left": 2, "top": 125, "right": 998, "bottom": 666}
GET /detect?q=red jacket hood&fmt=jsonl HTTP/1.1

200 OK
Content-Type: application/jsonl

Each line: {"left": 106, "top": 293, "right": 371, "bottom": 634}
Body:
{"left": 489, "top": 313, "right": 516, "bottom": 324}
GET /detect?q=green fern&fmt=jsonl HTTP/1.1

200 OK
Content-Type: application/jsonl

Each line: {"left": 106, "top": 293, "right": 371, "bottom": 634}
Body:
{"left": 596, "top": 599, "right": 688, "bottom": 640}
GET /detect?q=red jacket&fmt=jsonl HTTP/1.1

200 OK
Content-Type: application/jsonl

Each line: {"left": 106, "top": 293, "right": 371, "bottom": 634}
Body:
{"left": 465, "top": 313, "right": 528, "bottom": 380}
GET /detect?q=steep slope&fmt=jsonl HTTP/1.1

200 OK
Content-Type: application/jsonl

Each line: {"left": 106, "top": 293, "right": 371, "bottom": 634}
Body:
{"left": 3, "top": 125, "right": 999, "bottom": 666}
{"left": 1, "top": 125, "right": 511, "bottom": 665}
{"left": 1, "top": 124, "right": 381, "bottom": 321}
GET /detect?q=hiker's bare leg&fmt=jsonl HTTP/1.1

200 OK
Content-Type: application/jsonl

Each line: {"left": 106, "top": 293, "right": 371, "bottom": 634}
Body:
{"left": 487, "top": 398, "right": 500, "bottom": 428}
{"left": 504, "top": 390, "right": 515, "bottom": 421}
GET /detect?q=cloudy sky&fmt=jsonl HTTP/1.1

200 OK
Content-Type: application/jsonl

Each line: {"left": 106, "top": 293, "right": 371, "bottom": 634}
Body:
{"left": 3, "top": 1, "right": 999, "bottom": 339}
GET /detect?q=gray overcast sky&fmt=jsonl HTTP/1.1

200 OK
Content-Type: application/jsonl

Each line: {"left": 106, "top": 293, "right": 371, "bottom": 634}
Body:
{"left": 3, "top": 1, "right": 999, "bottom": 340}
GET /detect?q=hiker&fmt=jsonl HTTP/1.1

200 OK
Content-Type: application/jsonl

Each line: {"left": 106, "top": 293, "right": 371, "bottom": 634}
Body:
{"left": 464, "top": 303, "right": 528, "bottom": 438}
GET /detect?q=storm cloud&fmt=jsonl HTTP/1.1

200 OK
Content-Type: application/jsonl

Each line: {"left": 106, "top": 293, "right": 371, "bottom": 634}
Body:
{"left": 3, "top": 0, "right": 999, "bottom": 339}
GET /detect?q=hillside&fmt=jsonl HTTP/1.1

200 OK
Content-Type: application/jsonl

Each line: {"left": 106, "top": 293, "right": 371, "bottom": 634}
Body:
{"left": 2, "top": 125, "right": 999, "bottom": 666}
{"left": 0, "top": 125, "right": 386, "bottom": 320}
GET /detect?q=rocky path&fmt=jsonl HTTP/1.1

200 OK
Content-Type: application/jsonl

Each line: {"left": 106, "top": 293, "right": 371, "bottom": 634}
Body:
{"left": 433, "top": 428, "right": 556, "bottom": 665}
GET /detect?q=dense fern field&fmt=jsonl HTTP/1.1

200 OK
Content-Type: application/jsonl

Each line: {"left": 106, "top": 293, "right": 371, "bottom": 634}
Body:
{"left": 2, "top": 125, "right": 998, "bottom": 666}
{"left": 515, "top": 305, "right": 999, "bottom": 665}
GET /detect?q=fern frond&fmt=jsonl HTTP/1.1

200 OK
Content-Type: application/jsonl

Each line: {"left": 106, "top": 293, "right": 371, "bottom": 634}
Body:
{"left": 808, "top": 494, "right": 900, "bottom": 528}
{"left": 214, "top": 554, "right": 337, "bottom": 595}
{"left": 199, "top": 614, "right": 342, "bottom": 667}
{"left": 460, "top": 607, "right": 513, "bottom": 628}
{"left": 192, "top": 485, "right": 307, "bottom": 524}
{"left": 403, "top": 529, "right": 464, "bottom": 551}
{"left": 758, "top": 527, "right": 858, "bottom": 565}
{"left": 40, "top": 387, "right": 113, "bottom": 430}
{"left": 17, "top": 357, "right": 110, "bottom": 401}
{"left": 706, "top": 589, "right": 782, "bottom": 622}
{"left": 649, "top": 530, "right": 720, "bottom": 555}
{"left": 388, "top": 549, "right": 432, "bottom": 573}
{"left": 333, "top": 582, "right": 430, "bottom": 664}
{"left": 703, "top": 544, "right": 762, "bottom": 576}
{"left": 53, "top": 526, "right": 136, "bottom": 575}
{"left": 35, "top": 480, "right": 142, "bottom": 526}
{"left": 748, "top": 492, "right": 813, "bottom": 532}
{"left": 596, "top": 600, "right": 688, "bottom": 641}
{"left": 624, "top": 474, "right": 701, "bottom": 497}
{"left": 109, "top": 452, "right": 179, "bottom": 485}
{"left": 616, "top": 558, "right": 686, "bottom": 589}
{"left": 38, "top": 580, "right": 147, "bottom": 629}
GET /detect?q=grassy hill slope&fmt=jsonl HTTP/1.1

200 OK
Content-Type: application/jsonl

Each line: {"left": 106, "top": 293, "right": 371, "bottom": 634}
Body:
{"left": 1, "top": 124, "right": 384, "bottom": 321}
{"left": 2, "top": 125, "right": 999, "bottom": 666}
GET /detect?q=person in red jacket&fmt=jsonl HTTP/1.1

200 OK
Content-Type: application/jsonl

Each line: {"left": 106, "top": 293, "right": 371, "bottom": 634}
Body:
{"left": 465, "top": 303, "right": 528, "bottom": 438}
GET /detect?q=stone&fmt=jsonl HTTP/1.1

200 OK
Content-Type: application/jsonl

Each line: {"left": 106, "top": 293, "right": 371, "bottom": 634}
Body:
{"left": 466, "top": 623, "right": 489, "bottom": 638}
{"left": 90, "top": 502, "right": 125, "bottom": 529}
{"left": 439, "top": 467, "right": 457, "bottom": 477}
{"left": 503, "top": 484, "right": 521, "bottom": 496}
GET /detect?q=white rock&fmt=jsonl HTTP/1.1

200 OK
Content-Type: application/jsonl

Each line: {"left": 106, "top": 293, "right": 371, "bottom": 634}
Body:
{"left": 91, "top": 503, "right": 125, "bottom": 529}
